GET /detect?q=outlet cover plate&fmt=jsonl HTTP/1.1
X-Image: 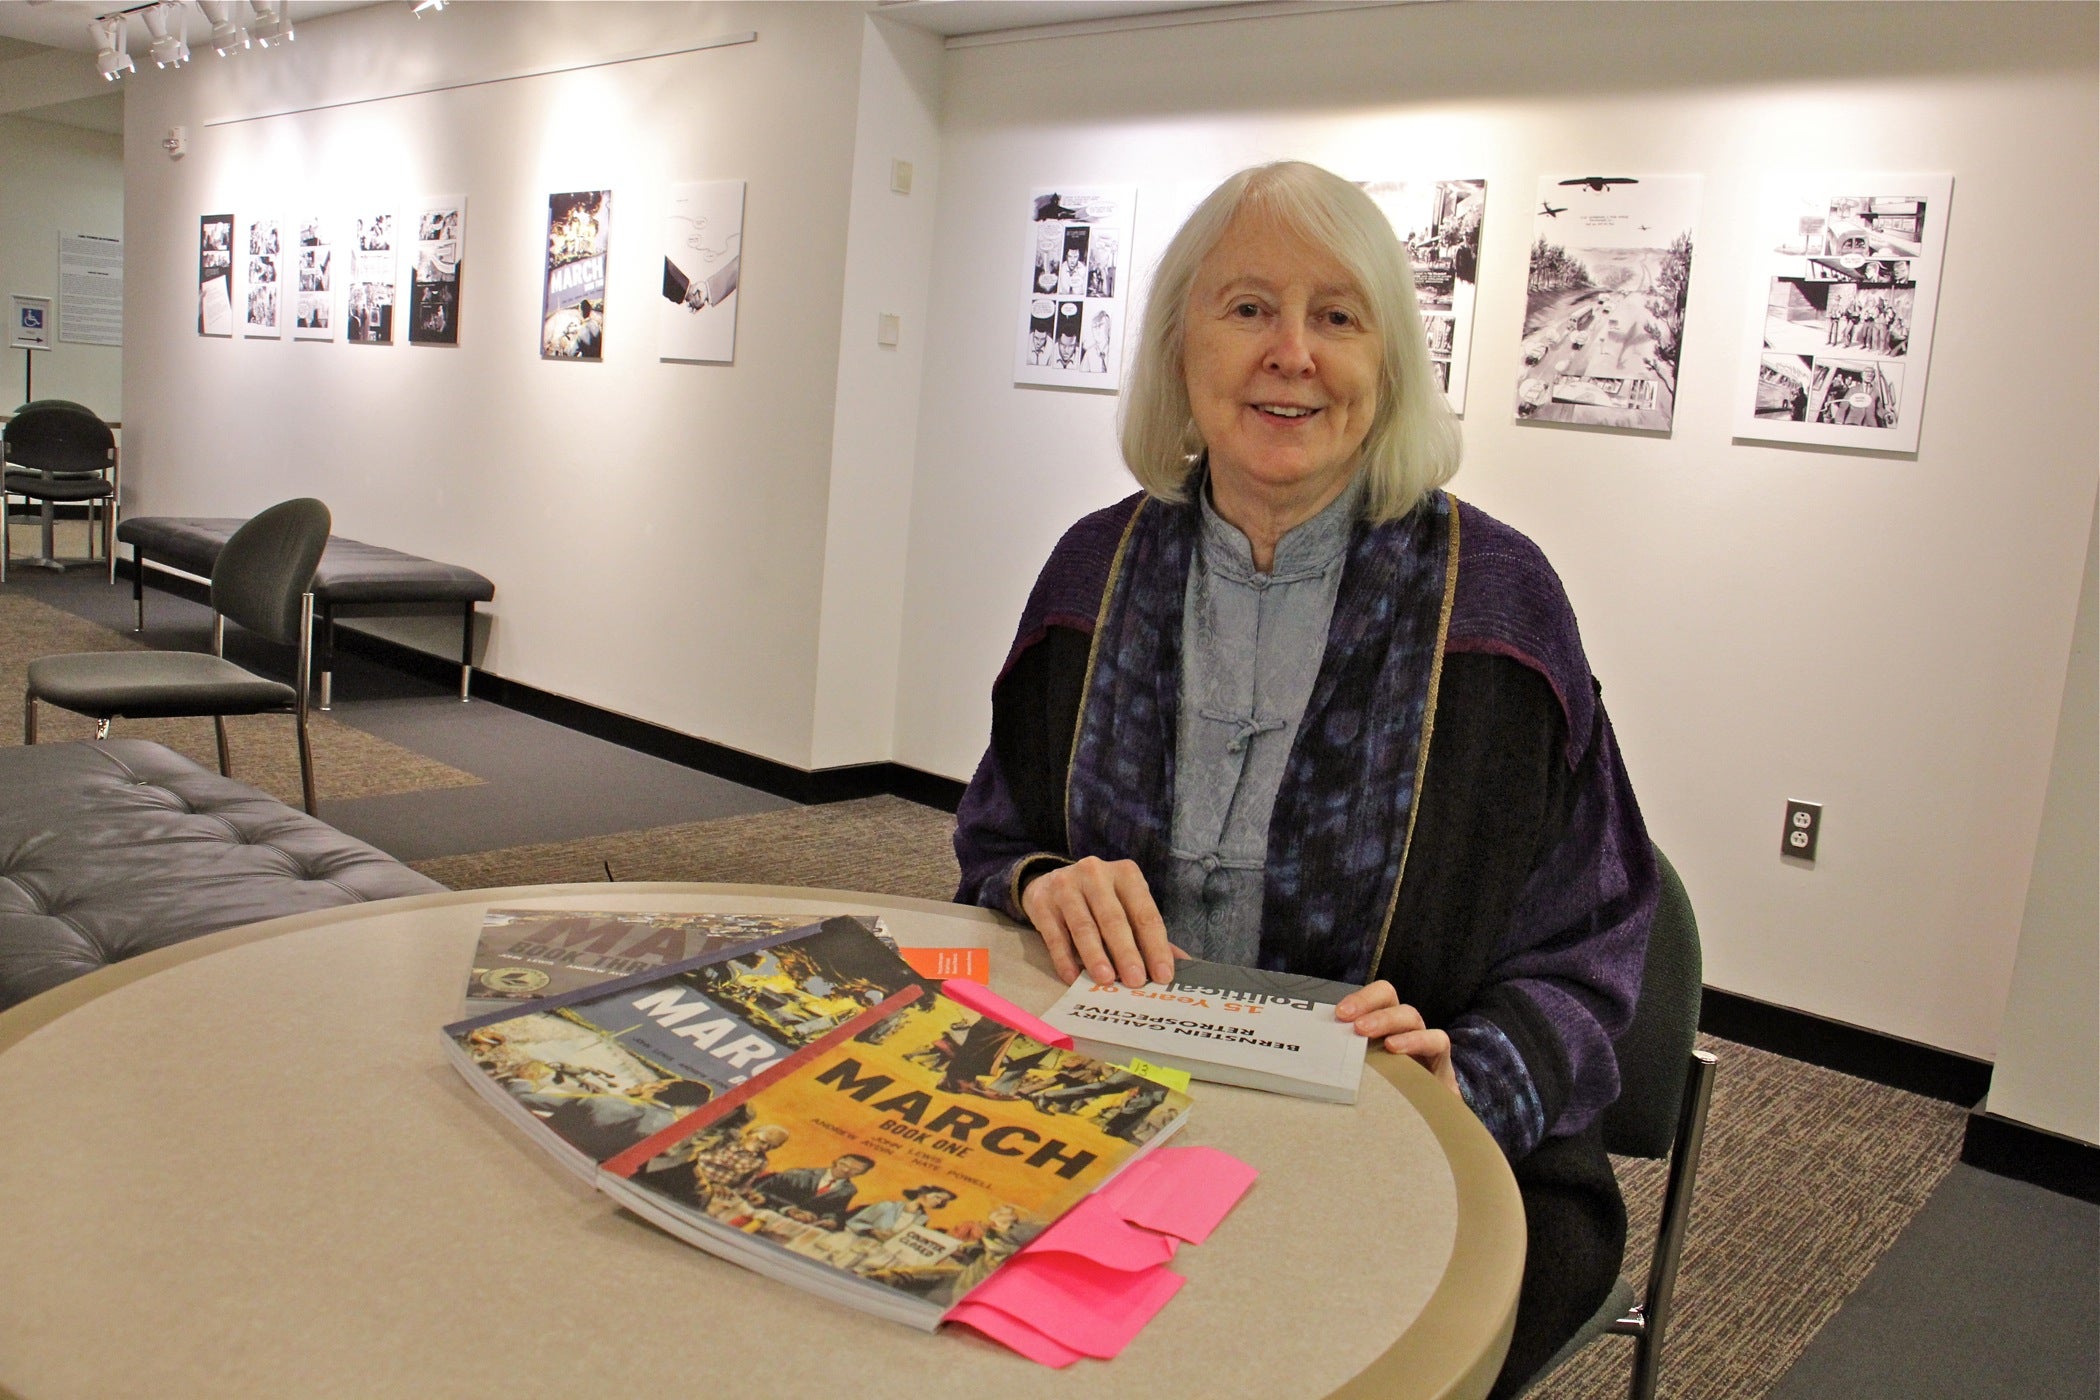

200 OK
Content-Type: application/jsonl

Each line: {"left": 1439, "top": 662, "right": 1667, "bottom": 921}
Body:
{"left": 1783, "top": 799, "right": 1822, "bottom": 861}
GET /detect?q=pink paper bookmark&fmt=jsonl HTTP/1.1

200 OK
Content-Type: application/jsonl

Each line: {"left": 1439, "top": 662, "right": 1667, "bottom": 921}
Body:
{"left": 948, "top": 1303, "right": 1085, "bottom": 1367}
{"left": 939, "top": 978, "right": 1073, "bottom": 1048}
{"left": 964, "top": 1251, "right": 1186, "bottom": 1359}
{"left": 1094, "top": 1144, "right": 1258, "bottom": 1244}
{"left": 1023, "top": 1194, "right": 1179, "bottom": 1271}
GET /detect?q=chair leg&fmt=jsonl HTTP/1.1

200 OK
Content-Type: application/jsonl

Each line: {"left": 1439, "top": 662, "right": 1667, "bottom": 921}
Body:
{"left": 214, "top": 716, "right": 232, "bottom": 777}
{"left": 23, "top": 693, "right": 34, "bottom": 744}
{"left": 296, "top": 710, "right": 318, "bottom": 815}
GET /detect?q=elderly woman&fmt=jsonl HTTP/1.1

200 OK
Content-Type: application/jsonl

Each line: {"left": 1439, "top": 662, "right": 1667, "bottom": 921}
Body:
{"left": 952, "top": 161, "right": 1657, "bottom": 1395}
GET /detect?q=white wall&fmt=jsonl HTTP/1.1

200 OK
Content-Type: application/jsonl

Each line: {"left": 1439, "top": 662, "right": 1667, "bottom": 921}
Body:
{"left": 0, "top": 113, "right": 123, "bottom": 415}
{"left": 119, "top": 0, "right": 871, "bottom": 768}
{"left": 98, "top": 1, "right": 2097, "bottom": 1067}
{"left": 809, "top": 16, "right": 945, "bottom": 771}
{"left": 890, "top": 1, "right": 2099, "bottom": 1061}
{"left": 1986, "top": 502, "right": 2099, "bottom": 1144}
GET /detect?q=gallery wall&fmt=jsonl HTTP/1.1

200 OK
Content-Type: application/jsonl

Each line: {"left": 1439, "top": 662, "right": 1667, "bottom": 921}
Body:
{"left": 889, "top": 0, "right": 2100, "bottom": 1063}
{"left": 100, "top": 1, "right": 2098, "bottom": 1078}
{"left": 0, "top": 113, "right": 124, "bottom": 415}
{"left": 118, "top": 0, "right": 889, "bottom": 768}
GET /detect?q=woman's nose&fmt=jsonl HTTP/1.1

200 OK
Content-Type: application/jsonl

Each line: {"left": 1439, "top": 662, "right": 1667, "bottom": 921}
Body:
{"left": 1263, "top": 316, "right": 1316, "bottom": 376}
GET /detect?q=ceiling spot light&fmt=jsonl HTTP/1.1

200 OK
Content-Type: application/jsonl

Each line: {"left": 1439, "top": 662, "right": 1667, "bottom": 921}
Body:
{"left": 247, "top": 0, "right": 293, "bottom": 47}
{"left": 409, "top": 0, "right": 447, "bottom": 14}
{"left": 141, "top": 1, "right": 191, "bottom": 69}
{"left": 89, "top": 14, "right": 135, "bottom": 81}
{"left": 197, "top": 0, "right": 249, "bottom": 55}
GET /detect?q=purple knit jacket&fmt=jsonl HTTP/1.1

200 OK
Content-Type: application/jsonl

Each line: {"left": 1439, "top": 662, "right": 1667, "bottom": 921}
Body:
{"left": 954, "top": 490, "right": 1656, "bottom": 1155}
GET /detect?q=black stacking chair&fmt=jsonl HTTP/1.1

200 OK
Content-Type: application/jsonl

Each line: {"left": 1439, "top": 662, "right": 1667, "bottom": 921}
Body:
{"left": 1, "top": 399, "right": 120, "bottom": 583}
{"left": 1515, "top": 846, "right": 1718, "bottom": 1400}
{"left": 24, "top": 498, "right": 331, "bottom": 813}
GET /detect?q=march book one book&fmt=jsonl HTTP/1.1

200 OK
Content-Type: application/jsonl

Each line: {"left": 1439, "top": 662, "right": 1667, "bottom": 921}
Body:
{"left": 596, "top": 980, "right": 1192, "bottom": 1330}
{"left": 1038, "top": 957, "right": 1369, "bottom": 1104}
{"left": 442, "top": 915, "right": 1193, "bottom": 1329}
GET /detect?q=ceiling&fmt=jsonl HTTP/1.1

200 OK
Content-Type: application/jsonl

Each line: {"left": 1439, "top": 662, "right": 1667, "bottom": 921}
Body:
{"left": 0, "top": 0, "right": 1364, "bottom": 54}
{"left": 0, "top": 0, "right": 379, "bottom": 53}
{"left": 0, "top": 0, "right": 1400, "bottom": 131}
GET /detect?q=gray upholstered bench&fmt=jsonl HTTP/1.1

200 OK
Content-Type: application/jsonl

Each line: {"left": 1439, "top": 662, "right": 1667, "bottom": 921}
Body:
{"left": 119, "top": 515, "right": 495, "bottom": 708}
{"left": 0, "top": 739, "right": 443, "bottom": 1009}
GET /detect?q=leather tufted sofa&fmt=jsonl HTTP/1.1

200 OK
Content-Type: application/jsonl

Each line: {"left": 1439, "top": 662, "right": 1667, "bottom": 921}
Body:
{"left": 0, "top": 738, "right": 442, "bottom": 1009}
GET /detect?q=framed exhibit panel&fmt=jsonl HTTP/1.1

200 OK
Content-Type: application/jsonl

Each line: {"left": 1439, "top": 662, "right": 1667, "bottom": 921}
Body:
{"left": 1015, "top": 186, "right": 1133, "bottom": 390}
{"left": 1514, "top": 175, "right": 1700, "bottom": 432}
{"left": 1358, "top": 179, "right": 1487, "bottom": 412}
{"left": 293, "top": 214, "right": 340, "bottom": 342}
{"left": 660, "top": 180, "right": 745, "bottom": 365}
{"left": 198, "top": 213, "right": 234, "bottom": 337}
{"left": 543, "top": 189, "right": 610, "bottom": 361}
{"left": 241, "top": 215, "right": 285, "bottom": 340}
{"left": 1733, "top": 174, "right": 1954, "bottom": 452}
{"left": 347, "top": 208, "right": 399, "bottom": 346}
{"left": 58, "top": 231, "right": 123, "bottom": 348}
{"left": 409, "top": 196, "right": 466, "bottom": 347}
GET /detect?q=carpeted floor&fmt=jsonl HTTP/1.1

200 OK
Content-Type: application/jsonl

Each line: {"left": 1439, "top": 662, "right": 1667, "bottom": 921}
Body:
{"left": 412, "top": 794, "right": 963, "bottom": 899}
{"left": 1536, "top": 1039, "right": 1966, "bottom": 1399}
{"left": 415, "top": 795, "right": 1968, "bottom": 1400}
{"left": 0, "top": 588, "right": 480, "bottom": 808}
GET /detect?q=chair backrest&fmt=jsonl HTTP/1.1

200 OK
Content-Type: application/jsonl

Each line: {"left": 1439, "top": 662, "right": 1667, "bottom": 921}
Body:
{"left": 3, "top": 400, "right": 115, "bottom": 475}
{"left": 1602, "top": 846, "right": 1703, "bottom": 1159}
{"left": 211, "top": 498, "right": 332, "bottom": 647}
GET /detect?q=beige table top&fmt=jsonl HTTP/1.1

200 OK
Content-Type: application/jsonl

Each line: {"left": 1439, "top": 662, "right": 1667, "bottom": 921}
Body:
{"left": 0, "top": 884, "right": 1522, "bottom": 1400}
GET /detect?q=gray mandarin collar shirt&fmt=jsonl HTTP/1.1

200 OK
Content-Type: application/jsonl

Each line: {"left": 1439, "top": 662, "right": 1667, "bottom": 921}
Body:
{"left": 1161, "top": 472, "right": 1366, "bottom": 966}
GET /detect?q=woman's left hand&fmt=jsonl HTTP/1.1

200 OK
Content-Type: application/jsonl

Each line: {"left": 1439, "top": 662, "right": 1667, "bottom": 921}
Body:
{"left": 1334, "top": 980, "right": 1459, "bottom": 1096}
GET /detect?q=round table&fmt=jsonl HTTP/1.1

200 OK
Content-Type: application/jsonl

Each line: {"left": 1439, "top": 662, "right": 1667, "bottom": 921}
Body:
{"left": 0, "top": 884, "right": 1522, "bottom": 1399}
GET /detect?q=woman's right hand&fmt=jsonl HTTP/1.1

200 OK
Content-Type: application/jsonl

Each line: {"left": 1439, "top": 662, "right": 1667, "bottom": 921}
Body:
{"left": 1020, "top": 857, "right": 1177, "bottom": 988}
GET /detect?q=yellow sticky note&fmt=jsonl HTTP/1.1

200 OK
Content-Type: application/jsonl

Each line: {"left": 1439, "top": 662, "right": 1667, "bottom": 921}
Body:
{"left": 1123, "top": 1058, "right": 1191, "bottom": 1092}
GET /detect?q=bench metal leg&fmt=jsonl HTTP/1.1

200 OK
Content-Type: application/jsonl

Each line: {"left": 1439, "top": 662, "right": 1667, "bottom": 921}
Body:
{"left": 23, "top": 694, "right": 35, "bottom": 745}
{"left": 460, "top": 601, "right": 475, "bottom": 701}
{"left": 319, "top": 605, "right": 335, "bottom": 711}
{"left": 213, "top": 716, "right": 231, "bottom": 777}
{"left": 133, "top": 550, "right": 147, "bottom": 631}
{"left": 296, "top": 710, "right": 317, "bottom": 815}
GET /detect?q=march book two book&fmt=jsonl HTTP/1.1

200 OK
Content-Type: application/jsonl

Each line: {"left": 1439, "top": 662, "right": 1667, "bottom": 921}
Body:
{"left": 442, "top": 916, "right": 1192, "bottom": 1330}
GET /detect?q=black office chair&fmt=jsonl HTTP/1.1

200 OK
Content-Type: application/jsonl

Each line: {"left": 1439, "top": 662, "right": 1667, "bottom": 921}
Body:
{"left": 2, "top": 399, "right": 120, "bottom": 583}
{"left": 1517, "top": 846, "right": 1718, "bottom": 1400}
{"left": 24, "top": 498, "right": 331, "bottom": 813}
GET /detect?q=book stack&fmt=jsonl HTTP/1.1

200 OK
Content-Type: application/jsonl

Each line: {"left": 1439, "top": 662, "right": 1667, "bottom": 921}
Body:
{"left": 442, "top": 913, "right": 1204, "bottom": 1337}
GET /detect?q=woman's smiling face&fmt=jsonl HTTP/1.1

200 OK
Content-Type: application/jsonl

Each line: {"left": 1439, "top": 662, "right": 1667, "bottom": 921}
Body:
{"left": 1182, "top": 210, "right": 1382, "bottom": 525}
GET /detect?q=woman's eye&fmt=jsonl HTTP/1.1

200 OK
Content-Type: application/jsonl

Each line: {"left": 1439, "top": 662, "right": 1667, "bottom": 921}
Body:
{"left": 1324, "top": 308, "right": 1358, "bottom": 328}
{"left": 1231, "top": 301, "right": 1262, "bottom": 318}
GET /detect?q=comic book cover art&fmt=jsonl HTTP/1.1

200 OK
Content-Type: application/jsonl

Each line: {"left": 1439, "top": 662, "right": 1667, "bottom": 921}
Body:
{"left": 443, "top": 916, "right": 926, "bottom": 1181}
{"left": 465, "top": 908, "right": 891, "bottom": 1008}
{"left": 542, "top": 189, "right": 608, "bottom": 360}
{"left": 599, "top": 985, "right": 1192, "bottom": 1328}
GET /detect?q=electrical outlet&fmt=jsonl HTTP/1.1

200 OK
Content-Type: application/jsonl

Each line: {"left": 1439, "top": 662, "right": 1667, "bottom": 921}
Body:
{"left": 1783, "top": 800, "right": 1822, "bottom": 861}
